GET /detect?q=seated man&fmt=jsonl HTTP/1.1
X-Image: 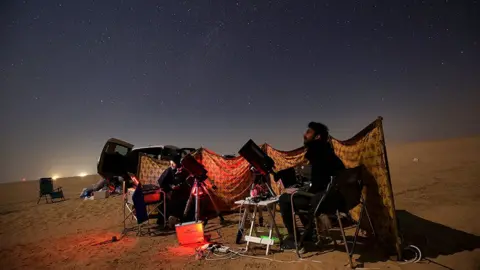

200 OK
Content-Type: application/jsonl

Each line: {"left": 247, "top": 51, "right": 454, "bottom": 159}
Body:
{"left": 279, "top": 122, "right": 345, "bottom": 249}
{"left": 157, "top": 155, "right": 189, "bottom": 227}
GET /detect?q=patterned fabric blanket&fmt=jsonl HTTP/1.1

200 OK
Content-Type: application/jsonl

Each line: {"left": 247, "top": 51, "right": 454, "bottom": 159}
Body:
{"left": 137, "top": 117, "right": 401, "bottom": 257}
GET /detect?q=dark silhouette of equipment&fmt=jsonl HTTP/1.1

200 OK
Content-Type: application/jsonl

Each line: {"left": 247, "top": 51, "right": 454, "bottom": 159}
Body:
{"left": 238, "top": 139, "right": 275, "bottom": 175}
{"left": 238, "top": 139, "right": 277, "bottom": 197}
{"left": 181, "top": 154, "right": 224, "bottom": 225}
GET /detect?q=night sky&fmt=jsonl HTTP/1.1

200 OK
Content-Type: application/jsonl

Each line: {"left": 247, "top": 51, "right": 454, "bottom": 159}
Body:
{"left": 1, "top": 0, "right": 479, "bottom": 182}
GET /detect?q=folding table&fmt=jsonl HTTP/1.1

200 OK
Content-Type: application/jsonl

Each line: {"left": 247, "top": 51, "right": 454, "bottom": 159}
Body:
{"left": 234, "top": 196, "right": 283, "bottom": 255}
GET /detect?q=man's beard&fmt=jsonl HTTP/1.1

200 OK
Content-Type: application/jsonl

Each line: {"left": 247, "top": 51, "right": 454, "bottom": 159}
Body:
{"left": 303, "top": 138, "right": 312, "bottom": 147}
{"left": 304, "top": 138, "right": 323, "bottom": 148}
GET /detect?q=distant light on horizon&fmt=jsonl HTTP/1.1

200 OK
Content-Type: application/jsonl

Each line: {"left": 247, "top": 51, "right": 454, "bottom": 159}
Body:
{"left": 78, "top": 172, "right": 88, "bottom": 177}
{"left": 52, "top": 175, "right": 59, "bottom": 180}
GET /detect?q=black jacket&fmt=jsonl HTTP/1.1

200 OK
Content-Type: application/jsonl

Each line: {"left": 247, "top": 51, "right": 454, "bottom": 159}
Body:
{"left": 157, "top": 167, "right": 176, "bottom": 192}
{"left": 305, "top": 140, "right": 345, "bottom": 194}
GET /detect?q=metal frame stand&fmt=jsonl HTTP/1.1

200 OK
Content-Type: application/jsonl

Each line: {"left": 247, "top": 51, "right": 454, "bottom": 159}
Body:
{"left": 183, "top": 177, "right": 225, "bottom": 225}
{"left": 234, "top": 197, "right": 283, "bottom": 255}
{"left": 121, "top": 181, "right": 167, "bottom": 236}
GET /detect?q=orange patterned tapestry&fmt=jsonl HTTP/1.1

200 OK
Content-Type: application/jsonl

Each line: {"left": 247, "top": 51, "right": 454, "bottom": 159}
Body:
{"left": 138, "top": 117, "right": 401, "bottom": 257}
{"left": 330, "top": 118, "right": 402, "bottom": 257}
{"left": 137, "top": 154, "right": 170, "bottom": 185}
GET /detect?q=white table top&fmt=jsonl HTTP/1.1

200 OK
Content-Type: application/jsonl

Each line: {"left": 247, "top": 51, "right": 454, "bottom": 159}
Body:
{"left": 234, "top": 196, "right": 279, "bottom": 206}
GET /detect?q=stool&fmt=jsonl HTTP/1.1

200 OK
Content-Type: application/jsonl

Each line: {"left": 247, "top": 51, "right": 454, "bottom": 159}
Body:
{"left": 234, "top": 196, "right": 282, "bottom": 255}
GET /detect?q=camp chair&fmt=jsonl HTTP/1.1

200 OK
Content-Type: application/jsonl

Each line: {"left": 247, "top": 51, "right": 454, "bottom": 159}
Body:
{"left": 291, "top": 167, "right": 375, "bottom": 268}
{"left": 37, "top": 177, "right": 65, "bottom": 204}
{"left": 122, "top": 175, "right": 167, "bottom": 236}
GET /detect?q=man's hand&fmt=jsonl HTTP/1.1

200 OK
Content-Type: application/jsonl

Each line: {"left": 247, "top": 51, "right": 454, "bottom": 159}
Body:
{"left": 284, "top": 187, "right": 299, "bottom": 194}
{"left": 292, "top": 190, "right": 315, "bottom": 198}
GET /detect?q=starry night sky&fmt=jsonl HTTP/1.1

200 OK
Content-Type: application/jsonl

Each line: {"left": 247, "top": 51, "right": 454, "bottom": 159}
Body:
{"left": 1, "top": 0, "right": 479, "bottom": 182}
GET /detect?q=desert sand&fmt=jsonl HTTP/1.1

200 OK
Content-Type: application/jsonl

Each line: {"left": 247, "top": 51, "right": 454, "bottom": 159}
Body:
{"left": 1, "top": 137, "right": 479, "bottom": 270}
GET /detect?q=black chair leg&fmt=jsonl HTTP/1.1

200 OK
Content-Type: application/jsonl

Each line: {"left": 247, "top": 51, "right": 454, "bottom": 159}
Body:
{"left": 295, "top": 216, "right": 312, "bottom": 258}
{"left": 363, "top": 204, "right": 376, "bottom": 237}
{"left": 292, "top": 210, "right": 300, "bottom": 257}
{"left": 337, "top": 210, "right": 354, "bottom": 268}
{"left": 350, "top": 204, "right": 366, "bottom": 258}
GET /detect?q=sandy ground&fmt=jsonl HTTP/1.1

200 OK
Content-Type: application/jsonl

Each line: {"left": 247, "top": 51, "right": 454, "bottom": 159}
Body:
{"left": 1, "top": 137, "right": 479, "bottom": 270}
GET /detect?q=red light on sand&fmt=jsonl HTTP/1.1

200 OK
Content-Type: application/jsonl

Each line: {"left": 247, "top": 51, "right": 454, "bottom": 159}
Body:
{"left": 175, "top": 222, "right": 205, "bottom": 246}
{"left": 21, "top": 178, "right": 26, "bottom": 182}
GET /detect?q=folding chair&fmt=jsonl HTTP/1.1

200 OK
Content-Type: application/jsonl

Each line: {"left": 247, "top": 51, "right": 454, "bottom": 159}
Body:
{"left": 37, "top": 177, "right": 65, "bottom": 204}
{"left": 291, "top": 167, "right": 375, "bottom": 268}
{"left": 122, "top": 175, "right": 167, "bottom": 236}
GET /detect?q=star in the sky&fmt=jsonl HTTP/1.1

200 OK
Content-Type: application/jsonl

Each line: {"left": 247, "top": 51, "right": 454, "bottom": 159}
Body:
{"left": 1, "top": 0, "right": 478, "bottom": 182}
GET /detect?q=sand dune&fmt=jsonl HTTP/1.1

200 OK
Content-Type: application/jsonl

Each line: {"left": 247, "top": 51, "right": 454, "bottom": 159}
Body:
{"left": 0, "top": 137, "right": 479, "bottom": 270}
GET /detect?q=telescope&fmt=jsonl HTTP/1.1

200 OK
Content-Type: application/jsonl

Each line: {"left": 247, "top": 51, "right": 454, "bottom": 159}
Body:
{"left": 180, "top": 154, "right": 224, "bottom": 225}
{"left": 238, "top": 139, "right": 277, "bottom": 197}
{"left": 180, "top": 153, "right": 208, "bottom": 182}
{"left": 238, "top": 139, "right": 276, "bottom": 175}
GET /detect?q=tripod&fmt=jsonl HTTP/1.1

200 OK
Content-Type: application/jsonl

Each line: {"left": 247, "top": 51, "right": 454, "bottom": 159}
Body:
{"left": 183, "top": 176, "right": 225, "bottom": 225}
